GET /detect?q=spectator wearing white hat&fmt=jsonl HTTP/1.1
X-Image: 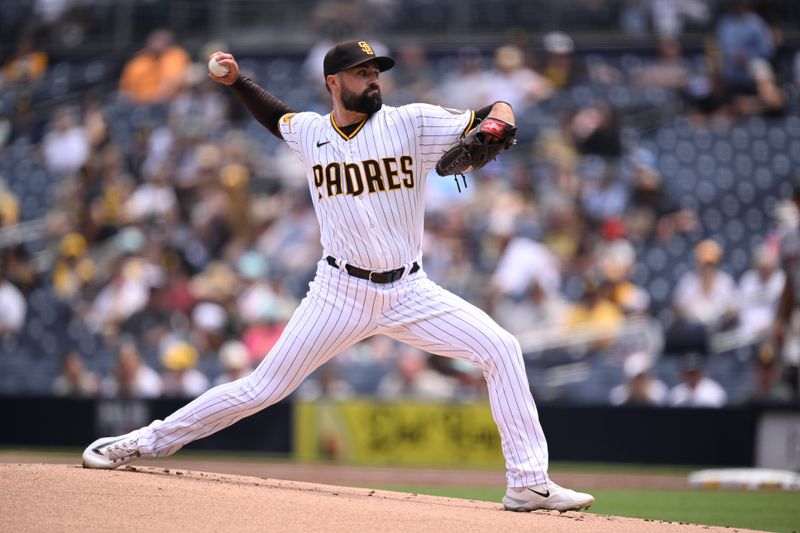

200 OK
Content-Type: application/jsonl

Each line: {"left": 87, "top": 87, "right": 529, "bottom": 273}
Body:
{"left": 213, "top": 340, "right": 253, "bottom": 386}
{"left": 191, "top": 301, "right": 228, "bottom": 352}
{"left": 609, "top": 351, "right": 668, "bottom": 406}
{"left": 541, "top": 32, "right": 583, "bottom": 89}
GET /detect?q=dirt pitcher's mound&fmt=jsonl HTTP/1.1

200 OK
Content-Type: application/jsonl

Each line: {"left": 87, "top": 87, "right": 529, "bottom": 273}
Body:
{"left": 0, "top": 464, "right": 758, "bottom": 533}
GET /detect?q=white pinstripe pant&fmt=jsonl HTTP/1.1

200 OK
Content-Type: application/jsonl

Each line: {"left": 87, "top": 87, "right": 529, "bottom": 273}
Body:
{"left": 137, "top": 259, "right": 550, "bottom": 487}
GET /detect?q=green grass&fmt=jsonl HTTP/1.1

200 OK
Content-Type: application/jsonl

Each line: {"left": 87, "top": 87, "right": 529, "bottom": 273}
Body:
{"left": 369, "top": 485, "right": 800, "bottom": 533}
{"left": 587, "top": 489, "right": 800, "bottom": 533}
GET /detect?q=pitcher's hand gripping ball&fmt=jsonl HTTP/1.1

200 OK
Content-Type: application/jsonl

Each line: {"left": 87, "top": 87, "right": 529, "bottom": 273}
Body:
{"left": 435, "top": 117, "right": 517, "bottom": 177}
{"left": 208, "top": 56, "right": 229, "bottom": 77}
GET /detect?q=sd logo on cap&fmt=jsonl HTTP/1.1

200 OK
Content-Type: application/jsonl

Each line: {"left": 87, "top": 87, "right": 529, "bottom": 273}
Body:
{"left": 323, "top": 40, "right": 395, "bottom": 77}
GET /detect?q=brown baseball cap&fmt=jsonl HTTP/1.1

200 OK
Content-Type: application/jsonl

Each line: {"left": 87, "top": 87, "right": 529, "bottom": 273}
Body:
{"left": 323, "top": 40, "right": 395, "bottom": 77}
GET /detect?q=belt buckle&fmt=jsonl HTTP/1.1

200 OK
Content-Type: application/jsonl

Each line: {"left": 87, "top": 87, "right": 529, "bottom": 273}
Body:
{"left": 368, "top": 270, "right": 379, "bottom": 283}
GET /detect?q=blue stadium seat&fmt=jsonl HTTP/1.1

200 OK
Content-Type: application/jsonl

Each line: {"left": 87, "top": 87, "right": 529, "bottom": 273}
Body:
{"left": 608, "top": 85, "right": 632, "bottom": 108}
{"left": 751, "top": 139, "right": 769, "bottom": 163}
{"left": 733, "top": 153, "right": 755, "bottom": 179}
{"left": 720, "top": 194, "right": 741, "bottom": 218}
{"left": 649, "top": 276, "right": 671, "bottom": 304}
{"left": 696, "top": 153, "right": 716, "bottom": 179}
{"left": 82, "top": 61, "right": 107, "bottom": 85}
{"left": 693, "top": 130, "right": 713, "bottom": 150}
{"left": 731, "top": 127, "right": 751, "bottom": 150}
{"left": 753, "top": 167, "right": 774, "bottom": 191}
{"left": 632, "top": 262, "right": 650, "bottom": 286}
{"left": 644, "top": 247, "right": 668, "bottom": 273}
{"left": 771, "top": 153, "right": 791, "bottom": 176}
{"left": 744, "top": 116, "right": 767, "bottom": 138}
{"left": 676, "top": 140, "right": 697, "bottom": 164}
{"left": 788, "top": 139, "right": 800, "bottom": 163}
{"left": 735, "top": 181, "right": 756, "bottom": 205}
{"left": 784, "top": 115, "right": 800, "bottom": 136}
{"left": 701, "top": 207, "right": 722, "bottom": 231}
{"left": 767, "top": 125, "right": 787, "bottom": 150}
{"left": 568, "top": 85, "right": 596, "bottom": 108}
{"left": 729, "top": 247, "right": 750, "bottom": 274}
{"left": 722, "top": 218, "right": 745, "bottom": 243}
{"left": 665, "top": 234, "right": 687, "bottom": 258}
{"left": 712, "top": 138, "right": 734, "bottom": 163}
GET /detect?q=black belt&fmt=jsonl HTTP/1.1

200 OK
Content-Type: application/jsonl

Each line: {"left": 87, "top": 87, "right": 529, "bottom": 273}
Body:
{"left": 326, "top": 256, "right": 420, "bottom": 284}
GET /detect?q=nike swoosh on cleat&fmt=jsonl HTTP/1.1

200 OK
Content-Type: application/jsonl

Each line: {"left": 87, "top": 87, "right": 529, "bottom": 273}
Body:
{"left": 316, "top": 140, "right": 330, "bottom": 147}
{"left": 92, "top": 436, "right": 128, "bottom": 455}
{"left": 527, "top": 488, "right": 550, "bottom": 498}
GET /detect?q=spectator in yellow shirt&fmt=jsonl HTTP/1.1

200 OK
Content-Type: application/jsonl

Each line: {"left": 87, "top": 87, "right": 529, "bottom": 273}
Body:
{"left": 565, "top": 273, "right": 625, "bottom": 348}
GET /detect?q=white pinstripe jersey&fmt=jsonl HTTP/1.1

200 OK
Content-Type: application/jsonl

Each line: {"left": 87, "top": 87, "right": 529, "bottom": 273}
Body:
{"left": 279, "top": 104, "right": 475, "bottom": 271}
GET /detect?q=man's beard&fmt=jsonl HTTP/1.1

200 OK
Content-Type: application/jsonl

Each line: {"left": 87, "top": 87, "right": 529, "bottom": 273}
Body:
{"left": 341, "top": 84, "right": 382, "bottom": 114}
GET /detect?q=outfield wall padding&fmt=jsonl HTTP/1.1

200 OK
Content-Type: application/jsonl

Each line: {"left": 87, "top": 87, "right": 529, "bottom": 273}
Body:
{"left": 1, "top": 396, "right": 797, "bottom": 467}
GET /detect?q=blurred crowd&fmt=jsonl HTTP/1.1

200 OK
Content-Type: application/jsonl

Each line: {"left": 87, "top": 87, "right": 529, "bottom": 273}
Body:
{"left": 1, "top": 0, "right": 799, "bottom": 407}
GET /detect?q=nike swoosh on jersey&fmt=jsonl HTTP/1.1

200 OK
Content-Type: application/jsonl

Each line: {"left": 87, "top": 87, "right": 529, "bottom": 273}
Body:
{"left": 316, "top": 140, "right": 331, "bottom": 147}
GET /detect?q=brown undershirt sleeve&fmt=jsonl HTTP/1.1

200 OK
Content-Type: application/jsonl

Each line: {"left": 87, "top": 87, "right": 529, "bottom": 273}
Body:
{"left": 229, "top": 76, "right": 294, "bottom": 139}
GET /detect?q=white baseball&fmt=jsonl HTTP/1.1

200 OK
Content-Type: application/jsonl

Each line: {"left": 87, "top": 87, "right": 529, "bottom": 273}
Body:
{"left": 208, "top": 57, "right": 229, "bottom": 77}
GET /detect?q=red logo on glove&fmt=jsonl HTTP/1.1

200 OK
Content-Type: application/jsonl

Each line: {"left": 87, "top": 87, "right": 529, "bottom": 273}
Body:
{"left": 479, "top": 118, "right": 507, "bottom": 138}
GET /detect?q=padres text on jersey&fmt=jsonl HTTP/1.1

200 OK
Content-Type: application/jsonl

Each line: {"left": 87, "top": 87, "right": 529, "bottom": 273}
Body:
{"left": 280, "top": 104, "right": 475, "bottom": 271}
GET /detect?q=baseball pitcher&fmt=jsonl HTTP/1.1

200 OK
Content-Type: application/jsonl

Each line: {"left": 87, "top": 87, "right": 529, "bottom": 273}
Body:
{"left": 82, "top": 40, "right": 594, "bottom": 513}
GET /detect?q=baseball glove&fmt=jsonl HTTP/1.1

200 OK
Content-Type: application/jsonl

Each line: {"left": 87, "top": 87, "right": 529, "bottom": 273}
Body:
{"left": 435, "top": 117, "right": 517, "bottom": 178}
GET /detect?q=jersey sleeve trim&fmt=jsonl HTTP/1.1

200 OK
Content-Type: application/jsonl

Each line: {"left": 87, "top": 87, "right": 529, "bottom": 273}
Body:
{"left": 461, "top": 110, "right": 476, "bottom": 138}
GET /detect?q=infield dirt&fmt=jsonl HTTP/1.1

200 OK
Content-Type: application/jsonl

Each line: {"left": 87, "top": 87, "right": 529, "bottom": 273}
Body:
{"left": 0, "top": 463, "right": 764, "bottom": 532}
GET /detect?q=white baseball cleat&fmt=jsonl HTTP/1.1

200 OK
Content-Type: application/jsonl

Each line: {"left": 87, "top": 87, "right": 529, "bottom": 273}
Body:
{"left": 503, "top": 481, "right": 595, "bottom": 512}
{"left": 82, "top": 431, "right": 142, "bottom": 469}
